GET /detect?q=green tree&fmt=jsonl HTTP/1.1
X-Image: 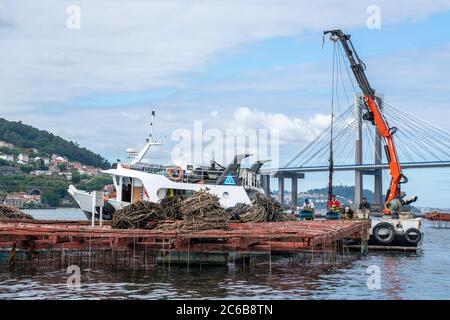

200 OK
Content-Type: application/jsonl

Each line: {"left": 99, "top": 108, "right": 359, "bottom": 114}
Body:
{"left": 78, "top": 175, "right": 112, "bottom": 192}
{"left": 0, "top": 117, "right": 111, "bottom": 169}
{"left": 41, "top": 192, "right": 61, "bottom": 207}
{"left": 71, "top": 170, "right": 81, "bottom": 184}
{"left": 34, "top": 158, "right": 46, "bottom": 170}
{"left": 19, "top": 164, "right": 34, "bottom": 174}
{"left": 58, "top": 163, "right": 67, "bottom": 171}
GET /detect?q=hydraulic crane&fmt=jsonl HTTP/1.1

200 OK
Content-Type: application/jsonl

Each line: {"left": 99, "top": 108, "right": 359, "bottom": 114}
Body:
{"left": 324, "top": 30, "right": 417, "bottom": 217}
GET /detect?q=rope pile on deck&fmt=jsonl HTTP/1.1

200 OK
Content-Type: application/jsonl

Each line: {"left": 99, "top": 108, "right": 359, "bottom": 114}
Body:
{"left": 159, "top": 195, "right": 183, "bottom": 219}
{"left": 111, "top": 201, "right": 164, "bottom": 229}
{"left": 177, "top": 190, "right": 228, "bottom": 231}
{"left": 112, "top": 190, "right": 228, "bottom": 231}
{"left": 111, "top": 191, "right": 295, "bottom": 231}
{"left": 227, "top": 194, "right": 296, "bottom": 223}
{"left": 0, "top": 204, "right": 33, "bottom": 220}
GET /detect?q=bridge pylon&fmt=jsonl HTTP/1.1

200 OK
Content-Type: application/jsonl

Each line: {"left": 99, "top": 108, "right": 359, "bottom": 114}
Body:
{"left": 355, "top": 93, "right": 384, "bottom": 209}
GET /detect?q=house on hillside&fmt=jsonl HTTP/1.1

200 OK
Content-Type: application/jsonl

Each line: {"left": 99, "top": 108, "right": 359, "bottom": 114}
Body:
{"left": 18, "top": 153, "right": 29, "bottom": 164}
{"left": 0, "top": 153, "right": 14, "bottom": 162}
{"left": 52, "top": 156, "right": 68, "bottom": 165}
{"left": 0, "top": 141, "right": 14, "bottom": 148}
{"left": 30, "top": 170, "right": 53, "bottom": 176}
{"left": 78, "top": 165, "right": 102, "bottom": 176}
{"left": 33, "top": 156, "right": 50, "bottom": 166}
{"left": 72, "top": 162, "right": 82, "bottom": 170}
{"left": 5, "top": 192, "right": 41, "bottom": 207}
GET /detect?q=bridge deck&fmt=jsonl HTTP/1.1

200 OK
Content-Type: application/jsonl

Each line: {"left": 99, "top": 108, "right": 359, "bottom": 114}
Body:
{"left": 268, "top": 161, "right": 450, "bottom": 174}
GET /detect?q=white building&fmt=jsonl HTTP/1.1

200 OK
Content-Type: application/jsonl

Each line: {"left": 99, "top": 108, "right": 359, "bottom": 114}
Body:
{"left": 18, "top": 153, "right": 29, "bottom": 164}
{"left": 30, "top": 170, "right": 53, "bottom": 176}
{"left": 0, "top": 153, "right": 14, "bottom": 161}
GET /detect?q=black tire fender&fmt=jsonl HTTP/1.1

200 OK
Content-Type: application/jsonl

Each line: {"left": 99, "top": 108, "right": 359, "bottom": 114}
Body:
{"left": 404, "top": 228, "right": 422, "bottom": 245}
{"left": 373, "top": 222, "right": 396, "bottom": 245}
{"left": 102, "top": 202, "right": 116, "bottom": 220}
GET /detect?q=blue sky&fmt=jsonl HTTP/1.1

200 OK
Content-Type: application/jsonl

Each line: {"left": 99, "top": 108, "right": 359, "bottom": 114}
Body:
{"left": 1, "top": 1, "right": 450, "bottom": 207}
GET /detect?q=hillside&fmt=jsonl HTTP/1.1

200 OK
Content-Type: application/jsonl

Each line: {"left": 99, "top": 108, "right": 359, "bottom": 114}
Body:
{"left": 0, "top": 118, "right": 110, "bottom": 169}
{"left": 306, "top": 185, "right": 380, "bottom": 203}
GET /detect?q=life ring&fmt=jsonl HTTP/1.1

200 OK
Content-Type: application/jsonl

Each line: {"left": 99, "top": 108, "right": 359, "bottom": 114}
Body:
{"left": 167, "top": 167, "right": 183, "bottom": 181}
{"left": 372, "top": 222, "right": 396, "bottom": 245}
{"left": 404, "top": 228, "right": 422, "bottom": 245}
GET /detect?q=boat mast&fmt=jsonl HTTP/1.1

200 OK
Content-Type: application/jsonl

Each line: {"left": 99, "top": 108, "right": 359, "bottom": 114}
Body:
{"left": 327, "top": 43, "right": 336, "bottom": 202}
{"left": 131, "top": 111, "right": 161, "bottom": 165}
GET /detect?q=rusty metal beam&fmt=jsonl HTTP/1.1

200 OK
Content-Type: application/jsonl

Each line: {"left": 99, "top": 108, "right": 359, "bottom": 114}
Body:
{"left": 0, "top": 220, "right": 369, "bottom": 254}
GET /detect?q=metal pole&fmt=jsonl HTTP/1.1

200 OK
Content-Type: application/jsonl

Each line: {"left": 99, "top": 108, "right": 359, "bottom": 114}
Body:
{"left": 99, "top": 206, "right": 103, "bottom": 227}
{"left": 91, "top": 191, "right": 96, "bottom": 227}
{"left": 149, "top": 110, "right": 155, "bottom": 141}
{"left": 355, "top": 94, "right": 363, "bottom": 207}
{"left": 278, "top": 178, "right": 285, "bottom": 209}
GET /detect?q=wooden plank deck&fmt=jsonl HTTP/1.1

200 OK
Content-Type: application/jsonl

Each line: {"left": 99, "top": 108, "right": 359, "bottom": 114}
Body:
{"left": 0, "top": 219, "right": 369, "bottom": 254}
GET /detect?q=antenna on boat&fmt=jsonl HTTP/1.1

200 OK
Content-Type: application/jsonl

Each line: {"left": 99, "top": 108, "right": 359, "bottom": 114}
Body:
{"left": 130, "top": 110, "right": 162, "bottom": 165}
{"left": 148, "top": 110, "right": 156, "bottom": 142}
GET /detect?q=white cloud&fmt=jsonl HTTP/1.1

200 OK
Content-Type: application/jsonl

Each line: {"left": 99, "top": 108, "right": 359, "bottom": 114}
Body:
{"left": 210, "top": 110, "right": 219, "bottom": 118}
{"left": 1, "top": 0, "right": 450, "bottom": 166}
{"left": 1, "top": 0, "right": 449, "bottom": 112}
{"left": 231, "top": 107, "right": 330, "bottom": 145}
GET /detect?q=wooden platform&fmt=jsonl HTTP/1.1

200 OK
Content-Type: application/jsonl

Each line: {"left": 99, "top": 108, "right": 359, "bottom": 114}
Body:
{"left": 425, "top": 211, "right": 450, "bottom": 221}
{"left": 0, "top": 219, "right": 369, "bottom": 254}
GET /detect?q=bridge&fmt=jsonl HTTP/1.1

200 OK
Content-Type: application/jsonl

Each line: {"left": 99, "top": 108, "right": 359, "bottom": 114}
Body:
{"left": 261, "top": 95, "right": 450, "bottom": 210}
{"left": 275, "top": 161, "right": 450, "bottom": 172}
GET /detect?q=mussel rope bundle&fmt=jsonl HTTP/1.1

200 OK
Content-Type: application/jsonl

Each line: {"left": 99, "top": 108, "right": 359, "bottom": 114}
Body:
{"left": 159, "top": 195, "right": 184, "bottom": 219}
{"left": 178, "top": 190, "right": 228, "bottom": 231}
{"left": 238, "top": 193, "right": 296, "bottom": 223}
{"left": 225, "top": 203, "right": 251, "bottom": 220}
{"left": 0, "top": 204, "right": 34, "bottom": 220}
{"left": 111, "top": 201, "right": 165, "bottom": 229}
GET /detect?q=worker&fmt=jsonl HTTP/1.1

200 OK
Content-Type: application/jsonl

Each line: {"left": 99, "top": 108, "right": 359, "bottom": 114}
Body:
{"left": 328, "top": 195, "right": 341, "bottom": 211}
{"left": 302, "top": 198, "right": 315, "bottom": 212}
{"left": 326, "top": 195, "right": 341, "bottom": 220}
{"left": 359, "top": 197, "right": 371, "bottom": 210}
{"left": 343, "top": 206, "right": 355, "bottom": 220}
{"left": 299, "top": 198, "right": 315, "bottom": 220}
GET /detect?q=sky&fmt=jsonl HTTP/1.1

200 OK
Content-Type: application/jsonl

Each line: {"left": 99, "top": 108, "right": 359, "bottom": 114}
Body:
{"left": 1, "top": 0, "right": 450, "bottom": 207}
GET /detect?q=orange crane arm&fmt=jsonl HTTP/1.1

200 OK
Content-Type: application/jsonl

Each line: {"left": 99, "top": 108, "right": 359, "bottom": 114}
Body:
{"left": 324, "top": 30, "right": 415, "bottom": 211}
{"left": 364, "top": 95, "right": 403, "bottom": 202}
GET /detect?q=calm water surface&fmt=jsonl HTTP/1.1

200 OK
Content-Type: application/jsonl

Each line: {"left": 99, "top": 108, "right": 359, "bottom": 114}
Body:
{"left": 0, "top": 209, "right": 449, "bottom": 299}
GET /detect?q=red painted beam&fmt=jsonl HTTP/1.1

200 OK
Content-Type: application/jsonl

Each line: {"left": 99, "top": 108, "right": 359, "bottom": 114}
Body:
{"left": 0, "top": 220, "right": 369, "bottom": 253}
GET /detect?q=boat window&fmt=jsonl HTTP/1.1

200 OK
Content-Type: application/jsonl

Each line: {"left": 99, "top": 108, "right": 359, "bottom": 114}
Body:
{"left": 160, "top": 188, "right": 194, "bottom": 200}
{"left": 132, "top": 178, "right": 144, "bottom": 203}
{"left": 133, "top": 179, "right": 143, "bottom": 187}
{"left": 121, "top": 177, "right": 132, "bottom": 203}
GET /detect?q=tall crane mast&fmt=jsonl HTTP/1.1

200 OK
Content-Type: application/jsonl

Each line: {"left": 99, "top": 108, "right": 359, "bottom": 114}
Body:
{"left": 324, "top": 30, "right": 417, "bottom": 216}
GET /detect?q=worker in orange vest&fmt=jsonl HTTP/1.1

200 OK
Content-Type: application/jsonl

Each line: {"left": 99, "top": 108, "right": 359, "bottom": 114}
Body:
{"left": 327, "top": 195, "right": 341, "bottom": 212}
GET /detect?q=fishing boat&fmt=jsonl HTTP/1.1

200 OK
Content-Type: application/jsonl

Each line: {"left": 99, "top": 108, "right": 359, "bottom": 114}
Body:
{"left": 68, "top": 112, "right": 267, "bottom": 220}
